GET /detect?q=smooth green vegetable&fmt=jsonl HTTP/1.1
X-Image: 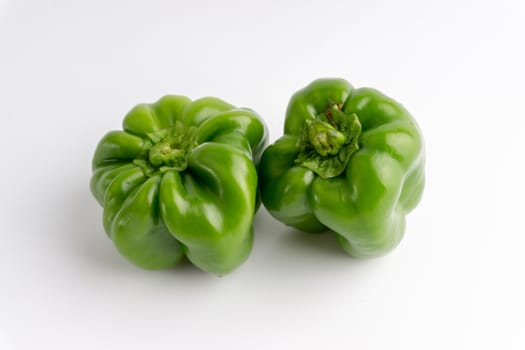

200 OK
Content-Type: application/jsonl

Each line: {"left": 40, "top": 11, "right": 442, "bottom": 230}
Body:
{"left": 91, "top": 95, "right": 268, "bottom": 275}
{"left": 259, "top": 79, "right": 425, "bottom": 257}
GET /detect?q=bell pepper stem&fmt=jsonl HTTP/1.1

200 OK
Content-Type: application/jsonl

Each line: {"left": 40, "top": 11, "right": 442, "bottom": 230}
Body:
{"left": 295, "top": 106, "right": 361, "bottom": 179}
{"left": 134, "top": 121, "right": 198, "bottom": 174}
{"left": 307, "top": 120, "right": 346, "bottom": 156}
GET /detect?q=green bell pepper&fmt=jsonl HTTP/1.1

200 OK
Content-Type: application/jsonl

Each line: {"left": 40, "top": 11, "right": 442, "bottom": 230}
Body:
{"left": 259, "top": 79, "right": 424, "bottom": 257}
{"left": 91, "top": 95, "right": 268, "bottom": 275}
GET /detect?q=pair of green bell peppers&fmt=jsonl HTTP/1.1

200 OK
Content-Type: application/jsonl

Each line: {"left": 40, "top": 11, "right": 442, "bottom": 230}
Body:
{"left": 91, "top": 78, "right": 425, "bottom": 275}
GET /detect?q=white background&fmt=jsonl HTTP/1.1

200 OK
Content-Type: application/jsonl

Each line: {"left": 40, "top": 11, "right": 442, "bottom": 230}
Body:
{"left": 1, "top": 0, "right": 524, "bottom": 349}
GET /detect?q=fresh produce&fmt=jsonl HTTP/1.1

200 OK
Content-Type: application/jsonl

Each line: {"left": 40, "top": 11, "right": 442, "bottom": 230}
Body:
{"left": 259, "top": 78, "right": 425, "bottom": 257}
{"left": 91, "top": 95, "right": 268, "bottom": 274}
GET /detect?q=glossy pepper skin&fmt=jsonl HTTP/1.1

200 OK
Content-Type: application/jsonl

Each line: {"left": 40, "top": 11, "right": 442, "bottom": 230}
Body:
{"left": 259, "top": 79, "right": 424, "bottom": 257}
{"left": 91, "top": 95, "right": 268, "bottom": 275}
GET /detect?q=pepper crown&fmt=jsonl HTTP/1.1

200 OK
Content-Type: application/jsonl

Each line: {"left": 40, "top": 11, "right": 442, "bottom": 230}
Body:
{"left": 295, "top": 104, "right": 361, "bottom": 179}
{"left": 134, "top": 121, "right": 198, "bottom": 176}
